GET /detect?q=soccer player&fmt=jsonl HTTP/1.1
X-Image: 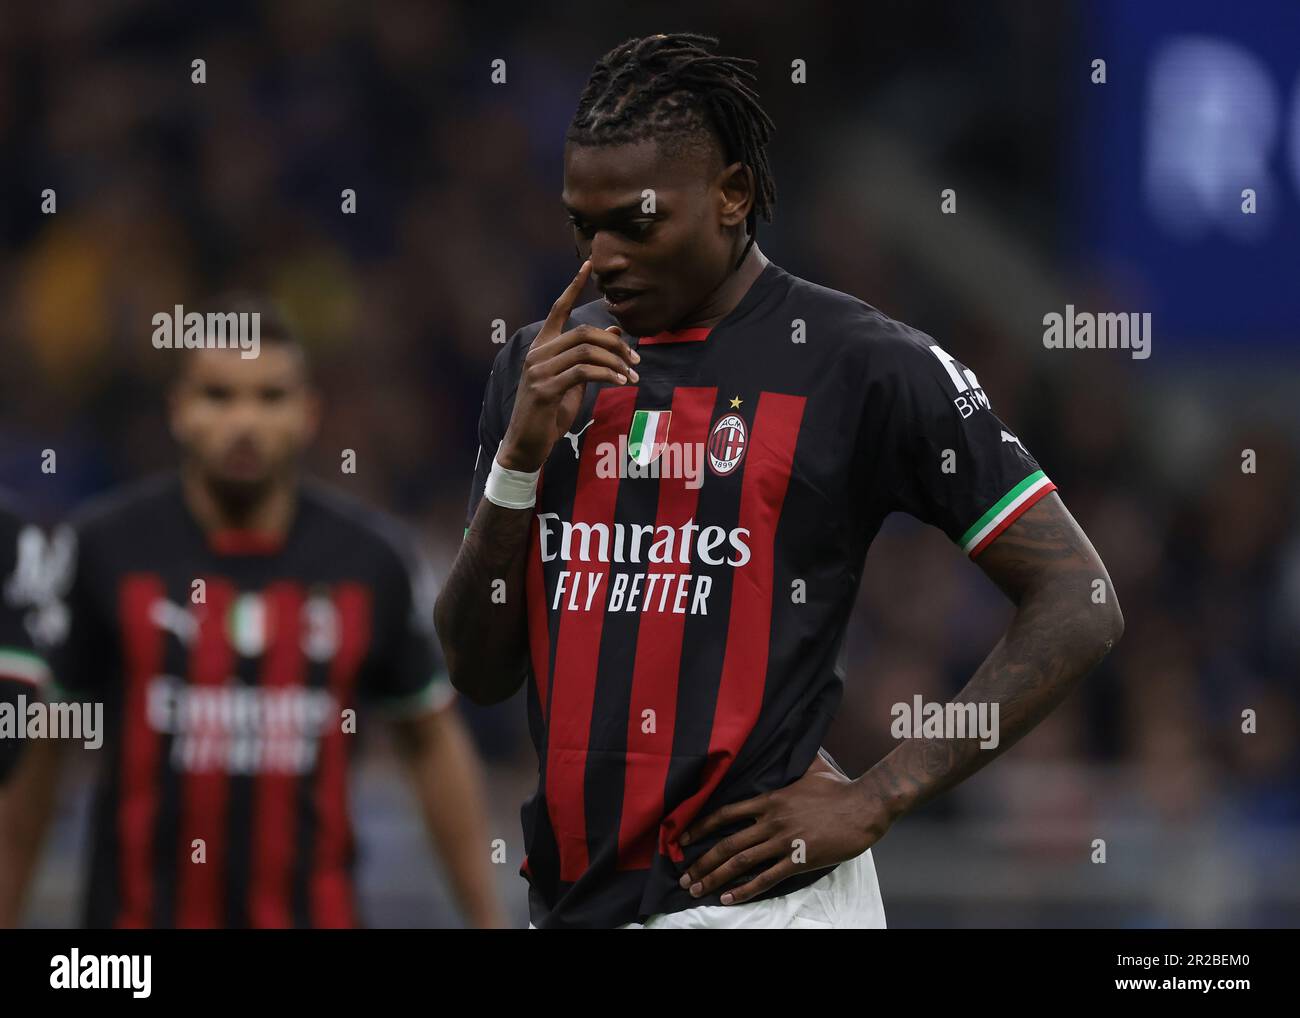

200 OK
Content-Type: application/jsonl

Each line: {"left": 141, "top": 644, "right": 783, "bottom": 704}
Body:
{"left": 0, "top": 497, "right": 53, "bottom": 784}
{"left": 0, "top": 300, "right": 504, "bottom": 928}
{"left": 435, "top": 33, "right": 1124, "bottom": 929}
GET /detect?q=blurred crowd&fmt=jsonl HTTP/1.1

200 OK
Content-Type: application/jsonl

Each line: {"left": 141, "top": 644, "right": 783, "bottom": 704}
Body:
{"left": 1, "top": 1, "right": 1295, "bottom": 926}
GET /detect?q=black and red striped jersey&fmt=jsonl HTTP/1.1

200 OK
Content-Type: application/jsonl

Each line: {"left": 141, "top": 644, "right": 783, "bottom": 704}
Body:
{"left": 0, "top": 496, "right": 53, "bottom": 783}
{"left": 45, "top": 473, "right": 454, "bottom": 928}
{"left": 467, "top": 259, "right": 1056, "bottom": 928}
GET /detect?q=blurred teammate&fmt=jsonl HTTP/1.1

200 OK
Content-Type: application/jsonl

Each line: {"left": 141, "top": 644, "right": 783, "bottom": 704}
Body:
{"left": 436, "top": 34, "right": 1123, "bottom": 928}
{"left": 2, "top": 299, "right": 503, "bottom": 928}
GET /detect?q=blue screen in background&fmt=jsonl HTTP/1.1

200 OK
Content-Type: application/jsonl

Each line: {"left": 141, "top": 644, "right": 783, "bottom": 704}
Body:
{"left": 1073, "top": 0, "right": 1300, "bottom": 349}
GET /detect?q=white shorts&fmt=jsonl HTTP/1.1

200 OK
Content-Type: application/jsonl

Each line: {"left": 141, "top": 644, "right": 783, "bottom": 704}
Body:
{"left": 527, "top": 848, "right": 886, "bottom": 929}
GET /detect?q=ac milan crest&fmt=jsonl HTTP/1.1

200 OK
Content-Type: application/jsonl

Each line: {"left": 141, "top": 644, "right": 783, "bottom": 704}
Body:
{"left": 707, "top": 413, "right": 747, "bottom": 476}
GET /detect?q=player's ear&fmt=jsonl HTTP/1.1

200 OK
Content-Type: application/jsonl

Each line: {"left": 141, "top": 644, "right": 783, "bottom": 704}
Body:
{"left": 716, "top": 161, "right": 753, "bottom": 227}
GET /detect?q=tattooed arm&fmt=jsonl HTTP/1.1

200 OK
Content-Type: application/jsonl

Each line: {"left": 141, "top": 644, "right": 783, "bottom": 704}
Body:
{"left": 677, "top": 492, "right": 1124, "bottom": 904}
{"left": 859, "top": 491, "right": 1124, "bottom": 819}
{"left": 434, "top": 499, "right": 536, "bottom": 705}
{"left": 434, "top": 261, "right": 638, "bottom": 705}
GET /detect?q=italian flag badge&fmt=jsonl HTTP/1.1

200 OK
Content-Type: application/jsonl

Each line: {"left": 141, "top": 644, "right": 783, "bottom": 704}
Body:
{"left": 628, "top": 409, "right": 671, "bottom": 465}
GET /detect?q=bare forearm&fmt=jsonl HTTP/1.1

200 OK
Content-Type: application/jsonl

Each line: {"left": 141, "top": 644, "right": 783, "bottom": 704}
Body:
{"left": 861, "top": 494, "right": 1124, "bottom": 822}
{"left": 403, "top": 713, "right": 506, "bottom": 928}
{"left": 440, "top": 267, "right": 638, "bottom": 703}
{"left": 863, "top": 586, "right": 1120, "bottom": 821}
{"left": 434, "top": 498, "right": 533, "bottom": 705}
{"left": 0, "top": 741, "right": 65, "bottom": 926}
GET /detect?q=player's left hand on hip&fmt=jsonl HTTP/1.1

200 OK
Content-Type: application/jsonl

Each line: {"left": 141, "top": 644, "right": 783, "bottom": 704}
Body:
{"left": 676, "top": 763, "right": 892, "bottom": 905}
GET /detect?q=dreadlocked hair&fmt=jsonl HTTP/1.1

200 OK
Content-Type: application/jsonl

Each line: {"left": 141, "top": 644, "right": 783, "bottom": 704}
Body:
{"left": 567, "top": 32, "right": 776, "bottom": 271}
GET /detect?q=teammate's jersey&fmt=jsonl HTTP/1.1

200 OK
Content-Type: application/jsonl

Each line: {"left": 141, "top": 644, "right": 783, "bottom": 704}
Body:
{"left": 466, "top": 259, "right": 1057, "bottom": 929}
{"left": 45, "top": 473, "right": 454, "bottom": 928}
{"left": 0, "top": 497, "right": 54, "bottom": 783}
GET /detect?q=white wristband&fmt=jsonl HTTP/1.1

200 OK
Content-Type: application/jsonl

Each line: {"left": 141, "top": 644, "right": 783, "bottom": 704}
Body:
{"left": 484, "top": 441, "right": 541, "bottom": 509}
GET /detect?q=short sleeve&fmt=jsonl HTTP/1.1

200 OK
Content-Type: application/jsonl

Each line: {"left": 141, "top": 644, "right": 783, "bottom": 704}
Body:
{"left": 884, "top": 334, "right": 1057, "bottom": 558}
{"left": 464, "top": 344, "right": 514, "bottom": 536}
{"left": 0, "top": 513, "right": 51, "bottom": 688}
{"left": 42, "top": 523, "right": 116, "bottom": 698}
{"left": 361, "top": 532, "right": 456, "bottom": 719}
{"left": 0, "top": 511, "right": 53, "bottom": 782}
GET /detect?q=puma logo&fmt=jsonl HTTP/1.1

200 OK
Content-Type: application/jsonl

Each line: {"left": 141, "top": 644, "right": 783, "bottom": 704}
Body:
{"left": 564, "top": 419, "right": 596, "bottom": 459}
{"left": 148, "top": 598, "right": 199, "bottom": 645}
{"left": 1000, "top": 430, "right": 1027, "bottom": 453}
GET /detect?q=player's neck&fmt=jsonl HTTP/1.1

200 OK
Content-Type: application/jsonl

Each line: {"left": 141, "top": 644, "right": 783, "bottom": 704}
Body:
{"left": 180, "top": 465, "right": 297, "bottom": 538}
{"left": 674, "top": 242, "right": 769, "bottom": 332}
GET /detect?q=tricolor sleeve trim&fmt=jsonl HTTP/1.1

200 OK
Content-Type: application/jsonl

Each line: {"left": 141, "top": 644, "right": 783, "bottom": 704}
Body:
{"left": 959, "top": 470, "right": 1057, "bottom": 558}
{"left": 0, "top": 647, "right": 52, "bottom": 688}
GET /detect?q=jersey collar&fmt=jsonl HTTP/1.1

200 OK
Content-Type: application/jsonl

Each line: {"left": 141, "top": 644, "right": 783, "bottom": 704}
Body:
{"left": 638, "top": 326, "right": 712, "bottom": 346}
{"left": 207, "top": 529, "right": 286, "bottom": 556}
{"left": 631, "top": 261, "right": 782, "bottom": 347}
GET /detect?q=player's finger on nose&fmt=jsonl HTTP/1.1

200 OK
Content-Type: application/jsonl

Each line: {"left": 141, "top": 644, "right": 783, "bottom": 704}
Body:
{"left": 540, "top": 259, "right": 593, "bottom": 341}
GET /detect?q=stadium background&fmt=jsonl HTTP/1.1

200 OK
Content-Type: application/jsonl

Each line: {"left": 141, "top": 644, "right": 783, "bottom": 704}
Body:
{"left": 1, "top": 0, "right": 1297, "bottom": 927}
